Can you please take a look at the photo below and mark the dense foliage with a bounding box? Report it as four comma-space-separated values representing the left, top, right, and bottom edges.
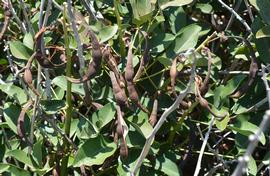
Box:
0, 0, 270, 175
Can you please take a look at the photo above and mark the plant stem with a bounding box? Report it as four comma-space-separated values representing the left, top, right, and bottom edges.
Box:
60, 4, 73, 175
114, 0, 125, 58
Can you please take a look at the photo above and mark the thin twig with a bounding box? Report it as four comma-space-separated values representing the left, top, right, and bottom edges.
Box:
194, 115, 215, 176
8, 0, 26, 34
225, 0, 243, 31
130, 49, 197, 176
80, 0, 98, 21
243, 0, 254, 22
67, 0, 85, 75
218, 0, 252, 33
18, 0, 35, 36
232, 110, 270, 176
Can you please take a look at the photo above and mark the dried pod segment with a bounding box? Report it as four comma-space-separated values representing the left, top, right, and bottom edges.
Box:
200, 48, 212, 96
170, 57, 178, 94
125, 42, 149, 113
67, 29, 102, 83
149, 99, 158, 126
24, 68, 32, 85
103, 48, 125, 87
116, 105, 128, 158
133, 31, 150, 81
110, 71, 128, 108
17, 100, 33, 144
0, 2, 12, 40
195, 79, 226, 120
230, 38, 258, 98
34, 28, 65, 68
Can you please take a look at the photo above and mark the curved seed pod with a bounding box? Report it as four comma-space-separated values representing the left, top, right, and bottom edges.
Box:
133, 31, 150, 81
24, 68, 33, 85
196, 81, 226, 120
200, 48, 212, 96
103, 49, 125, 87
17, 100, 33, 143
170, 57, 177, 93
116, 105, 128, 158
149, 99, 158, 126
125, 42, 149, 113
230, 38, 258, 98
110, 71, 128, 107
67, 29, 102, 83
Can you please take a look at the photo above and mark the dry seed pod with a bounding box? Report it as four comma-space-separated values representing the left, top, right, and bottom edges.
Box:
110, 71, 128, 107
149, 99, 158, 126
170, 58, 177, 93
119, 138, 128, 158
17, 100, 32, 143
200, 48, 212, 96
24, 68, 33, 85
67, 29, 102, 83
125, 43, 149, 113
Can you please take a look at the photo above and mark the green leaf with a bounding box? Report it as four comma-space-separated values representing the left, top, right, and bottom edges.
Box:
73, 135, 116, 167
40, 100, 66, 114
0, 163, 31, 176
98, 25, 118, 43
229, 115, 266, 145
215, 113, 230, 131
6, 150, 34, 168
52, 76, 85, 95
0, 83, 27, 105
160, 0, 194, 10
256, 25, 270, 38
247, 156, 257, 176
196, 3, 213, 14
251, 17, 270, 63
155, 151, 180, 176
166, 24, 202, 58
23, 33, 34, 50
3, 103, 28, 134
9, 41, 32, 60
150, 32, 175, 54
90, 102, 115, 131
129, 0, 155, 25
127, 111, 153, 138
249, 0, 270, 24
164, 7, 186, 34
32, 140, 43, 167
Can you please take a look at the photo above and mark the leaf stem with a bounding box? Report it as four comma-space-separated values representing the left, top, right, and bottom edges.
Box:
60, 4, 73, 175
114, 0, 125, 58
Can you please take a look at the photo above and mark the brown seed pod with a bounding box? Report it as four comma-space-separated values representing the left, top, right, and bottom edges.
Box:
125, 42, 149, 113
110, 71, 128, 107
23, 68, 33, 85
119, 138, 128, 158
149, 99, 158, 126
200, 48, 212, 96
17, 100, 33, 144
170, 57, 178, 93
67, 29, 102, 83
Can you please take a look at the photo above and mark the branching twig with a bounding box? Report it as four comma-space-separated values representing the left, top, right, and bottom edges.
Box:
218, 0, 251, 33
225, 0, 242, 31
243, 0, 254, 22
130, 49, 197, 176
194, 115, 215, 176
232, 110, 270, 176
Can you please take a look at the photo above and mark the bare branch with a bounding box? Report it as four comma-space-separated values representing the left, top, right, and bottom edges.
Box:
130, 49, 197, 176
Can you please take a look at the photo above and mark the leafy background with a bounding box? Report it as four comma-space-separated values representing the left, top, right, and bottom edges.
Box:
0, 0, 270, 175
